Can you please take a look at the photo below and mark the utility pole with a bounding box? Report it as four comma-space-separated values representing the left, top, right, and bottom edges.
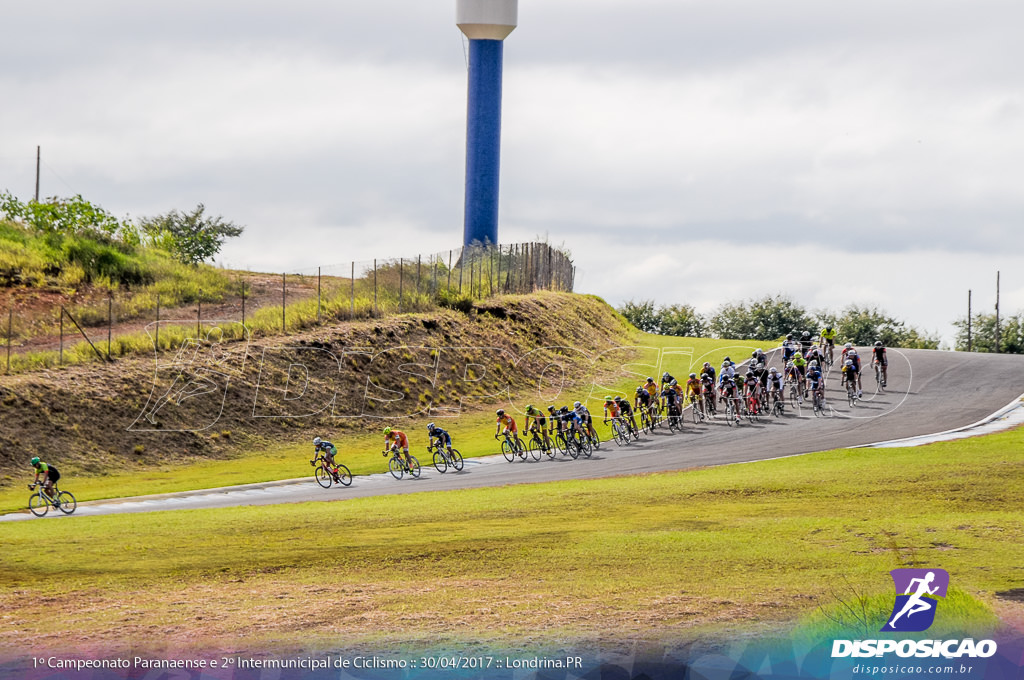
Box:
967, 290, 972, 352
995, 271, 1001, 353
35, 146, 40, 202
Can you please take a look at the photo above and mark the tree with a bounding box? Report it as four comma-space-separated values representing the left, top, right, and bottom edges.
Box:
953, 312, 1024, 353
140, 204, 244, 265
618, 299, 660, 333
658, 303, 706, 337
709, 295, 815, 341
832, 305, 939, 349
0, 190, 131, 241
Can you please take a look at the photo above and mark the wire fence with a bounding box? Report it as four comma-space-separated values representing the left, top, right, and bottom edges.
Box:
2, 241, 575, 373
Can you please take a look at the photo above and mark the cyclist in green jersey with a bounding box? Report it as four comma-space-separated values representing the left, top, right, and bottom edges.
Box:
29, 457, 61, 500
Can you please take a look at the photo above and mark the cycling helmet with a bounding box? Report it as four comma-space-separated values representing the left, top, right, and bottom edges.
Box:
496, 409, 505, 416
844, 342, 853, 349
875, 341, 883, 347
703, 361, 711, 367
670, 379, 678, 386
614, 396, 624, 402
383, 426, 392, 436
809, 360, 819, 367
769, 367, 778, 374
849, 349, 858, 356
646, 377, 655, 383
427, 422, 435, 432
786, 334, 794, 340
786, 361, 794, 368
700, 373, 708, 379
573, 401, 582, 408
844, 359, 853, 366
31, 456, 40, 466
635, 386, 644, 394
795, 351, 803, 358
689, 373, 697, 379
751, 351, 758, 358
826, 326, 833, 332
604, 396, 613, 403
547, 405, 556, 412
755, 362, 764, 370
560, 406, 569, 413
312, 436, 321, 446
724, 356, 731, 362
662, 372, 670, 379
721, 360, 730, 367
802, 331, 811, 338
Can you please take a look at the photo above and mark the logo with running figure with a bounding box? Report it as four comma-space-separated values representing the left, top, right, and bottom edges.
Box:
881, 568, 950, 632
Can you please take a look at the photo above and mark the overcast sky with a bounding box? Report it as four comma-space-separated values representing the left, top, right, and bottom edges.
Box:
2, 0, 1022, 346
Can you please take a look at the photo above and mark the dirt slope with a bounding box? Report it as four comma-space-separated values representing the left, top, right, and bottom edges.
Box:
0, 292, 631, 483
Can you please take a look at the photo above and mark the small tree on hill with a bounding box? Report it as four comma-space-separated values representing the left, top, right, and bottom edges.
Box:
140, 204, 244, 265
709, 295, 815, 341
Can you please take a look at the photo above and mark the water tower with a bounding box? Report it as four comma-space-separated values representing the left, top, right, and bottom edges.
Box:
457, 0, 517, 247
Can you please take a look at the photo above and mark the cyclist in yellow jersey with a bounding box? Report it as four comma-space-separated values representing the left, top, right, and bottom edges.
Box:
523, 404, 551, 451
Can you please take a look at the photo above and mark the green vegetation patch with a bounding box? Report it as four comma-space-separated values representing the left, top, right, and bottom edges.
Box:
1, 426, 1020, 654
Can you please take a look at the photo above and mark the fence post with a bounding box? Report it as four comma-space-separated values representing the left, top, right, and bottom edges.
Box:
351, 261, 355, 319
197, 291, 202, 339
416, 255, 422, 296
59, 308, 64, 365
448, 250, 453, 292
469, 255, 475, 299
496, 245, 503, 294
488, 247, 494, 297
282, 272, 287, 334
317, 266, 322, 324
156, 294, 160, 353
399, 257, 404, 313
432, 254, 438, 295
6, 308, 11, 374
373, 259, 378, 317
240, 280, 245, 329
107, 294, 113, 359
458, 249, 464, 294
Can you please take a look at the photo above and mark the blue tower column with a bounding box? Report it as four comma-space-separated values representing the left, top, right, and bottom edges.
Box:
457, 0, 517, 248
464, 39, 504, 246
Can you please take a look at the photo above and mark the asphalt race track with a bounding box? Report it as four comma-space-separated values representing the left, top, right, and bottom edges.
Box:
4, 349, 1023, 521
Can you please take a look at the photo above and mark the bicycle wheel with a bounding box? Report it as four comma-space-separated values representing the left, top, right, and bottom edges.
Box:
56, 490, 76, 514
501, 439, 516, 462
407, 456, 421, 478
527, 437, 542, 461
388, 456, 404, 480
335, 465, 353, 486
448, 448, 464, 471
432, 450, 448, 473
876, 365, 885, 392
724, 401, 735, 427
315, 466, 333, 488
616, 420, 631, 446
610, 422, 624, 446
28, 492, 49, 517
579, 435, 593, 458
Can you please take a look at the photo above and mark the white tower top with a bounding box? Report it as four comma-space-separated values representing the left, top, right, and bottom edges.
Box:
457, 0, 518, 40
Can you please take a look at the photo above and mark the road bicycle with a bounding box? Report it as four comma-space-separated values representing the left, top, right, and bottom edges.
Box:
688, 395, 706, 424
310, 453, 352, 488
744, 393, 761, 423
497, 431, 528, 462
28, 482, 76, 517
811, 386, 828, 417
383, 446, 421, 480
722, 394, 741, 426
638, 405, 653, 434
787, 378, 802, 412
874, 362, 886, 391
665, 403, 682, 432
606, 417, 632, 446
553, 428, 581, 460
427, 440, 464, 473
702, 387, 717, 417
846, 378, 859, 407
569, 428, 593, 458
770, 389, 785, 417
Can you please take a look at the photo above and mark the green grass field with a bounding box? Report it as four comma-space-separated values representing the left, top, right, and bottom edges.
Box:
0, 332, 757, 513
2, 424, 1020, 655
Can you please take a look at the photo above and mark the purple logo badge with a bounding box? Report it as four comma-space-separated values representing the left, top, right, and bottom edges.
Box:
881, 568, 950, 632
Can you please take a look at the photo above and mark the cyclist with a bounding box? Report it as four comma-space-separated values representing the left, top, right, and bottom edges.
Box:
719, 374, 741, 422
614, 396, 639, 436
573, 401, 598, 442
842, 359, 861, 398
559, 405, 586, 440
660, 381, 681, 424
701, 361, 716, 385
783, 360, 802, 404
524, 404, 551, 451
312, 436, 344, 482
383, 427, 414, 468
644, 377, 660, 403
495, 409, 524, 451
847, 348, 863, 396
766, 367, 785, 413
634, 386, 653, 424
660, 371, 676, 390
751, 348, 768, 367
799, 330, 814, 356
29, 457, 60, 501
427, 422, 454, 452
685, 372, 704, 415
807, 361, 825, 408
804, 343, 823, 369
782, 334, 797, 366
700, 372, 717, 414
841, 342, 855, 365
792, 351, 808, 395
742, 370, 761, 414
820, 325, 838, 363
603, 395, 621, 423
872, 341, 888, 387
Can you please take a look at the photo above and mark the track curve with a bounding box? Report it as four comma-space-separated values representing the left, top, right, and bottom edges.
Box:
3, 348, 1023, 521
